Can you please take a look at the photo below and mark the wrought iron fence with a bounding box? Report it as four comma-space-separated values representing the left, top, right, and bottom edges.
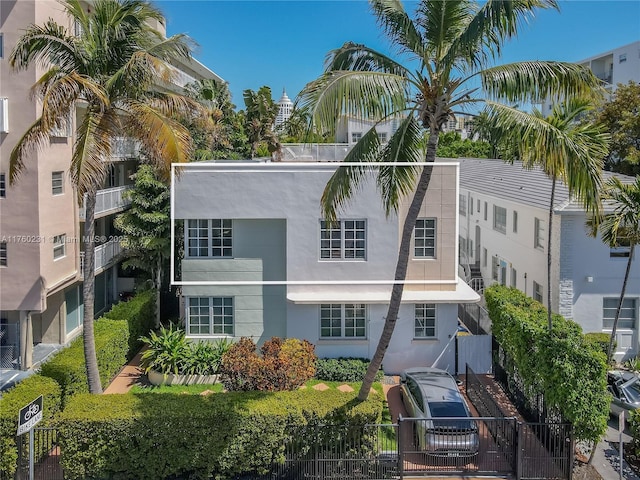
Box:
11, 427, 63, 480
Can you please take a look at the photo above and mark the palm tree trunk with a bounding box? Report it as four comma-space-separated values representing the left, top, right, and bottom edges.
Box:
607, 244, 635, 362
546, 177, 556, 332
155, 257, 162, 328
357, 130, 438, 401
82, 191, 103, 394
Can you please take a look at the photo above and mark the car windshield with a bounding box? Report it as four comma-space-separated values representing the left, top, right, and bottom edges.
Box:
623, 379, 640, 403
429, 401, 468, 417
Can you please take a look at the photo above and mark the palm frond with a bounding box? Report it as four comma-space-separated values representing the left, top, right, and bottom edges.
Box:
321, 127, 382, 221
9, 20, 78, 72
298, 70, 409, 136
325, 42, 411, 77
9, 119, 51, 184
370, 0, 426, 58
481, 61, 604, 104
598, 176, 640, 246
417, 0, 477, 62
376, 115, 424, 215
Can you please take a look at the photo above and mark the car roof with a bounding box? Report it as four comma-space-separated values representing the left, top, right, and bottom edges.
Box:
404, 368, 463, 404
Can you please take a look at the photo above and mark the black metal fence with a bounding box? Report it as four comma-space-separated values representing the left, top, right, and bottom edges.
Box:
7, 428, 63, 480
458, 303, 492, 335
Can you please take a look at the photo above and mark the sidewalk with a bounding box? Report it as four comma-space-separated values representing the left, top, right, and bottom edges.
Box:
103, 347, 146, 394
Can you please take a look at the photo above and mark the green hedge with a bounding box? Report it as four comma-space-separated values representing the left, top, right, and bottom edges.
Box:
0, 375, 62, 477
40, 319, 129, 403
485, 285, 609, 444
315, 358, 384, 383
58, 390, 383, 480
104, 289, 155, 358
584, 332, 614, 358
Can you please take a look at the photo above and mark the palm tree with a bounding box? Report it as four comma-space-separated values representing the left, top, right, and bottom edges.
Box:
486, 98, 609, 330
590, 176, 640, 362
297, 0, 602, 400
10, 0, 200, 393
243, 86, 281, 159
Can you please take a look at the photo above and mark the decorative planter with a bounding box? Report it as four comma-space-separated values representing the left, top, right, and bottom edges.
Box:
147, 369, 220, 386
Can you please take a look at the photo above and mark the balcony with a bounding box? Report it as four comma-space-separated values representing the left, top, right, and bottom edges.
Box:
79, 186, 133, 220
80, 239, 122, 274
281, 143, 353, 162
166, 65, 197, 90
111, 137, 142, 160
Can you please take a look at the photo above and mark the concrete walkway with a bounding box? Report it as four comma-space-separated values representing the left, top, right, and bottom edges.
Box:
103, 347, 146, 394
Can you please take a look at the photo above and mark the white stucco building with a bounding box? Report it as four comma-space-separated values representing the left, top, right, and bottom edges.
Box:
458, 158, 640, 360
275, 89, 293, 128
172, 160, 480, 374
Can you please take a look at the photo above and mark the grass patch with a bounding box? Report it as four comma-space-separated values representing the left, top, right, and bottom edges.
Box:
129, 383, 224, 395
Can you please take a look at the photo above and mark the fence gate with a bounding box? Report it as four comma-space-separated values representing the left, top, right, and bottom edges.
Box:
14, 427, 63, 480
517, 422, 574, 480
457, 334, 492, 375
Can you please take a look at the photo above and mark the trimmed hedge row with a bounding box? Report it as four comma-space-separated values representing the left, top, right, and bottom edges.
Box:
485, 285, 609, 444
0, 375, 62, 476
584, 332, 614, 358
58, 390, 383, 480
104, 289, 155, 359
315, 358, 384, 383
40, 319, 129, 403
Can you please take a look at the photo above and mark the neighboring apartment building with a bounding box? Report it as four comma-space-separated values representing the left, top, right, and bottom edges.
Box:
541, 40, 640, 117
172, 160, 480, 374
458, 158, 640, 360
0, 0, 221, 372
275, 89, 293, 128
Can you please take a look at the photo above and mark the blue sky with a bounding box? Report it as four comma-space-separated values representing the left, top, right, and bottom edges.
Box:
158, 1, 640, 108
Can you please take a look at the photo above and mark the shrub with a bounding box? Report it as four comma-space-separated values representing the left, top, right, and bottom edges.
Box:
40, 318, 129, 403
140, 325, 232, 375
584, 332, 614, 358
105, 289, 155, 358
220, 337, 317, 391
0, 375, 61, 477
485, 285, 609, 445
315, 358, 384, 383
58, 389, 383, 480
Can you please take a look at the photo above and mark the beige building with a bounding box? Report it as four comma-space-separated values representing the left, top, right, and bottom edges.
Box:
0, 0, 221, 372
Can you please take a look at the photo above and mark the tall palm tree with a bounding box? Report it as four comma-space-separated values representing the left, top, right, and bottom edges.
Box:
590, 176, 640, 362
486, 98, 609, 330
243, 86, 281, 159
297, 0, 602, 400
10, 0, 200, 393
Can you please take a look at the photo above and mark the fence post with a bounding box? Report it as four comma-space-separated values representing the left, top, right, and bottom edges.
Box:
516, 421, 523, 480
314, 423, 320, 480
398, 415, 404, 480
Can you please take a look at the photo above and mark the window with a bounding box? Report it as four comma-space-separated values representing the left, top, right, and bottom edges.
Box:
469, 197, 473, 215
603, 298, 637, 329
351, 132, 362, 143
533, 281, 543, 303
50, 115, 72, 137
477, 199, 480, 213
513, 211, 518, 233
187, 297, 233, 335
320, 220, 366, 260
493, 205, 507, 233
619, 53, 627, 63
459, 194, 466, 215
377, 132, 388, 143
0, 173, 5, 198
414, 218, 436, 258
415, 304, 436, 338
320, 304, 366, 338
491, 255, 499, 281
534, 218, 545, 250
484, 202, 487, 221
0, 98, 8, 133
52, 171, 64, 195
610, 238, 631, 258
511, 268, 517, 288
0, 33, 3, 58
53, 234, 66, 259
186, 219, 232, 258
482, 248, 487, 267
460, 237, 467, 257
0, 242, 6, 267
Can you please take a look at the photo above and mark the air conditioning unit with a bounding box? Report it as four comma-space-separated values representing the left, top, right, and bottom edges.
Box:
0, 98, 8, 133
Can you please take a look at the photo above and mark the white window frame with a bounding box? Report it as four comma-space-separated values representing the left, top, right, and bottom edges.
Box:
0, 242, 6, 267
484, 202, 488, 221
513, 211, 518, 233
493, 205, 507, 233
414, 304, 436, 338
52, 171, 64, 195
459, 194, 466, 215
377, 132, 388, 143
534, 218, 545, 250
414, 218, 436, 258
491, 255, 499, 281
351, 132, 362, 143
482, 248, 487, 267
320, 220, 366, 260
0, 98, 8, 133
533, 281, 543, 303
185, 219, 232, 258
53, 234, 66, 260
319, 304, 367, 338
186, 297, 234, 336
511, 268, 517, 288
603, 297, 637, 330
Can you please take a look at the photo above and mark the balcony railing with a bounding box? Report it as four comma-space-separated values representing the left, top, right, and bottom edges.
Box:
281, 143, 352, 162
79, 186, 133, 220
167, 65, 197, 89
111, 137, 141, 159
80, 239, 122, 274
